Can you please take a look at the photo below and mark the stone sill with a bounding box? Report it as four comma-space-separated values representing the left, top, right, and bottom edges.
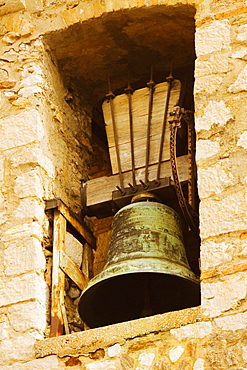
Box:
35, 306, 205, 358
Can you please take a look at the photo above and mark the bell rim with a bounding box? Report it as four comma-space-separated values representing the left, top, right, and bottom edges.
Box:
81, 257, 199, 297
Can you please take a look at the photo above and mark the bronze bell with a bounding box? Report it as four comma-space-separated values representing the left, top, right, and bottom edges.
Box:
78, 198, 200, 328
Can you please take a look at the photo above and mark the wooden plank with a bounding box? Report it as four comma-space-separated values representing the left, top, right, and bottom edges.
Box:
57, 201, 96, 250
103, 80, 181, 174
45, 198, 60, 211
60, 302, 70, 335
108, 133, 171, 173
50, 210, 66, 337
82, 243, 94, 330
45, 199, 96, 250
86, 155, 188, 207
60, 250, 88, 291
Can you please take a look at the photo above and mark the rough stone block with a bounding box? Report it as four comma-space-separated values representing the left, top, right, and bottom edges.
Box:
242, 346, 247, 363
0, 189, 6, 225
170, 321, 212, 340
0, 153, 3, 182
12, 198, 45, 225
14, 170, 44, 199
4, 236, 45, 276
214, 311, 247, 331
195, 100, 232, 132
195, 53, 229, 77
1, 221, 43, 243
197, 162, 235, 199
201, 271, 247, 317
196, 139, 220, 162
0, 0, 25, 16
237, 131, 247, 149
0, 321, 8, 340
237, 24, 247, 42
0, 110, 44, 151
20, 73, 44, 88
8, 301, 46, 333
0, 333, 36, 366
0, 272, 48, 307
228, 65, 247, 93
85, 360, 117, 370
195, 20, 230, 56
169, 346, 184, 363
7, 355, 59, 370
193, 358, 205, 370
138, 352, 155, 367
19, 85, 43, 98
231, 49, 247, 60
8, 145, 55, 178
24, 0, 43, 12
193, 75, 223, 95
200, 240, 233, 271
199, 190, 247, 238
107, 344, 121, 358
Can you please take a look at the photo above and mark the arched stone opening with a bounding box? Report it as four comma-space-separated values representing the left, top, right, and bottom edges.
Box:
43, 3, 199, 331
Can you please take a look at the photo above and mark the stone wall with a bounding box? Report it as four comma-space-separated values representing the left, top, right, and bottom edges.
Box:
0, 0, 247, 368
0, 2, 92, 364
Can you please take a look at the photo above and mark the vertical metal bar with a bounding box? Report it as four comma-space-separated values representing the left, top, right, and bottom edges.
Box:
145, 68, 155, 184
156, 73, 174, 181
125, 82, 136, 189
106, 85, 125, 192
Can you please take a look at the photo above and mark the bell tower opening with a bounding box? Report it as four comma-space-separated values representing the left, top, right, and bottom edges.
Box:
44, 4, 199, 331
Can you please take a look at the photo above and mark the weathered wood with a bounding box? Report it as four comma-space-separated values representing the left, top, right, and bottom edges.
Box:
45, 199, 96, 250
108, 133, 170, 173
103, 80, 181, 174
86, 155, 188, 207
60, 250, 88, 291
60, 302, 70, 335
82, 243, 94, 330
58, 201, 96, 250
82, 243, 94, 281
50, 210, 66, 337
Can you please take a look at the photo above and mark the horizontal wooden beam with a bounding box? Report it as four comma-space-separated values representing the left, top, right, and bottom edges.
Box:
59, 250, 88, 291
83, 155, 189, 218
45, 199, 96, 250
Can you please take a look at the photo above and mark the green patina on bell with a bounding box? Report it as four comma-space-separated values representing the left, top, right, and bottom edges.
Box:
78, 198, 200, 328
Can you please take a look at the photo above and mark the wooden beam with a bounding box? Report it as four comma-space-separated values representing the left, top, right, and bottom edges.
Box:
45, 199, 96, 250
60, 250, 88, 291
50, 210, 66, 337
85, 155, 189, 208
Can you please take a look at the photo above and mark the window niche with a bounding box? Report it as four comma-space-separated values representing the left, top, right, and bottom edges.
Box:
44, 4, 199, 334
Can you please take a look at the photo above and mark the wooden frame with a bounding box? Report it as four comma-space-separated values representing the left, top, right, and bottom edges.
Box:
45, 199, 96, 337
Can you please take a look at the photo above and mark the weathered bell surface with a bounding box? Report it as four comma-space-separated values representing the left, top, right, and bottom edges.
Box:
78, 200, 200, 328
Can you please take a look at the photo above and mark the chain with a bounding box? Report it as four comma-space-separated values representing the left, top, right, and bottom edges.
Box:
169, 107, 199, 238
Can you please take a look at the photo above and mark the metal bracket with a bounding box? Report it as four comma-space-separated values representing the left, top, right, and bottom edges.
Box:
112, 177, 183, 211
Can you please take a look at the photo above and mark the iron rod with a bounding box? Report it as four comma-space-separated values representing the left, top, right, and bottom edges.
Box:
156, 72, 174, 181
106, 82, 124, 192
145, 68, 155, 184
125, 83, 136, 189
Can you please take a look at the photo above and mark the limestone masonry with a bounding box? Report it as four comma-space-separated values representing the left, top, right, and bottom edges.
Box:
1, 0, 247, 369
